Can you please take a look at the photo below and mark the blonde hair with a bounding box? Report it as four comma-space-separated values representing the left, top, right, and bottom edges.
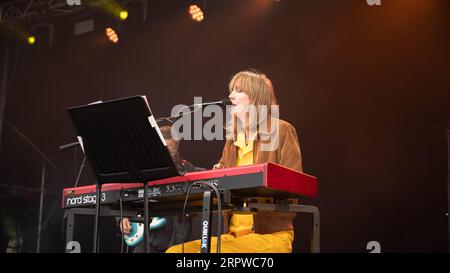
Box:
228, 70, 277, 107
227, 70, 279, 141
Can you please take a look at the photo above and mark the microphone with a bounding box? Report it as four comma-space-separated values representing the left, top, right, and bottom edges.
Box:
221, 98, 232, 106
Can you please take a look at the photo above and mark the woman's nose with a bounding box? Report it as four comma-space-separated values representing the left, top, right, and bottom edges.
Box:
228, 92, 234, 99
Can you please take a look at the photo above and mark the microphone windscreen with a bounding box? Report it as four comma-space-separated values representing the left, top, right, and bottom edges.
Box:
221, 98, 232, 106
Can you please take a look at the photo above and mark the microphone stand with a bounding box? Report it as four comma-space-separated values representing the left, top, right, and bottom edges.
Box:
58, 141, 80, 151
59, 141, 88, 251
58, 141, 85, 188
155, 99, 231, 124
155, 108, 200, 124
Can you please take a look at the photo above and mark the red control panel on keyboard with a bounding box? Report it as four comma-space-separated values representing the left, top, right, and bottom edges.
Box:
62, 163, 318, 209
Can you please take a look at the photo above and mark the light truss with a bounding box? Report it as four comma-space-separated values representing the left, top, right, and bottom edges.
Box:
0, 0, 87, 25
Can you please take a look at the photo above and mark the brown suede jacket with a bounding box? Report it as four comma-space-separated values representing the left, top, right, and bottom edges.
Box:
216, 119, 302, 234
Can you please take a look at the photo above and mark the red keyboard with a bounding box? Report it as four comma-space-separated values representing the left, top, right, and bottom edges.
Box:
62, 163, 318, 209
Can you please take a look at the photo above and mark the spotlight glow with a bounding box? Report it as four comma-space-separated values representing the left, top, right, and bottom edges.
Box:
119, 10, 128, 21
106, 27, 119, 43
189, 5, 204, 22
27, 36, 35, 45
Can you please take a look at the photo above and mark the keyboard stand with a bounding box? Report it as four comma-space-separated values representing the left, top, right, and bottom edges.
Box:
248, 200, 320, 253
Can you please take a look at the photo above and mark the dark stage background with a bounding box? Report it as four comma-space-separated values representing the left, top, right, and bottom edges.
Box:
0, 0, 449, 252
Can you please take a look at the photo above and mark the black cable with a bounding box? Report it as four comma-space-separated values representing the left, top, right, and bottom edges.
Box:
181, 182, 198, 253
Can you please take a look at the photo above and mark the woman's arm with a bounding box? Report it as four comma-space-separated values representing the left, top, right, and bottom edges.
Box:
279, 124, 303, 172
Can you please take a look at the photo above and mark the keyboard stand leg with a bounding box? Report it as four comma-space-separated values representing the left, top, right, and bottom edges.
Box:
200, 190, 213, 253
289, 205, 320, 253
64, 207, 139, 253
65, 209, 75, 253
247, 202, 320, 253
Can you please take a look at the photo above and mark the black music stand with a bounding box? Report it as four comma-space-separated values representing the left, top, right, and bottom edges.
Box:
67, 95, 181, 253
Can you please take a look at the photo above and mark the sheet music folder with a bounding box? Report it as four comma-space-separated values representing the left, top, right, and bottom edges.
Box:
67, 95, 181, 184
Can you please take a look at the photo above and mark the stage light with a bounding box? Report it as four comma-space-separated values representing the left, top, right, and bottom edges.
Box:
0, 23, 43, 45
106, 27, 119, 43
189, 4, 204, 22
27, 36, 36, 45
120, 0, 148, 25
119, 10, 128, 21
29, 23, 54, 46
86, 0, 128, 21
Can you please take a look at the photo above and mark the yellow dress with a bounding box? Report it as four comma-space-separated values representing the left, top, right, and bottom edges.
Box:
166, 132, 294, 253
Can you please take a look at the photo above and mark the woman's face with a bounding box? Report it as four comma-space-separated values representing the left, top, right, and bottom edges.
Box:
229, 86, 250, 118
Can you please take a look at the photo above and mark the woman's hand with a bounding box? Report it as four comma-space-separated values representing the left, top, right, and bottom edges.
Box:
119, 218, 132, 235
